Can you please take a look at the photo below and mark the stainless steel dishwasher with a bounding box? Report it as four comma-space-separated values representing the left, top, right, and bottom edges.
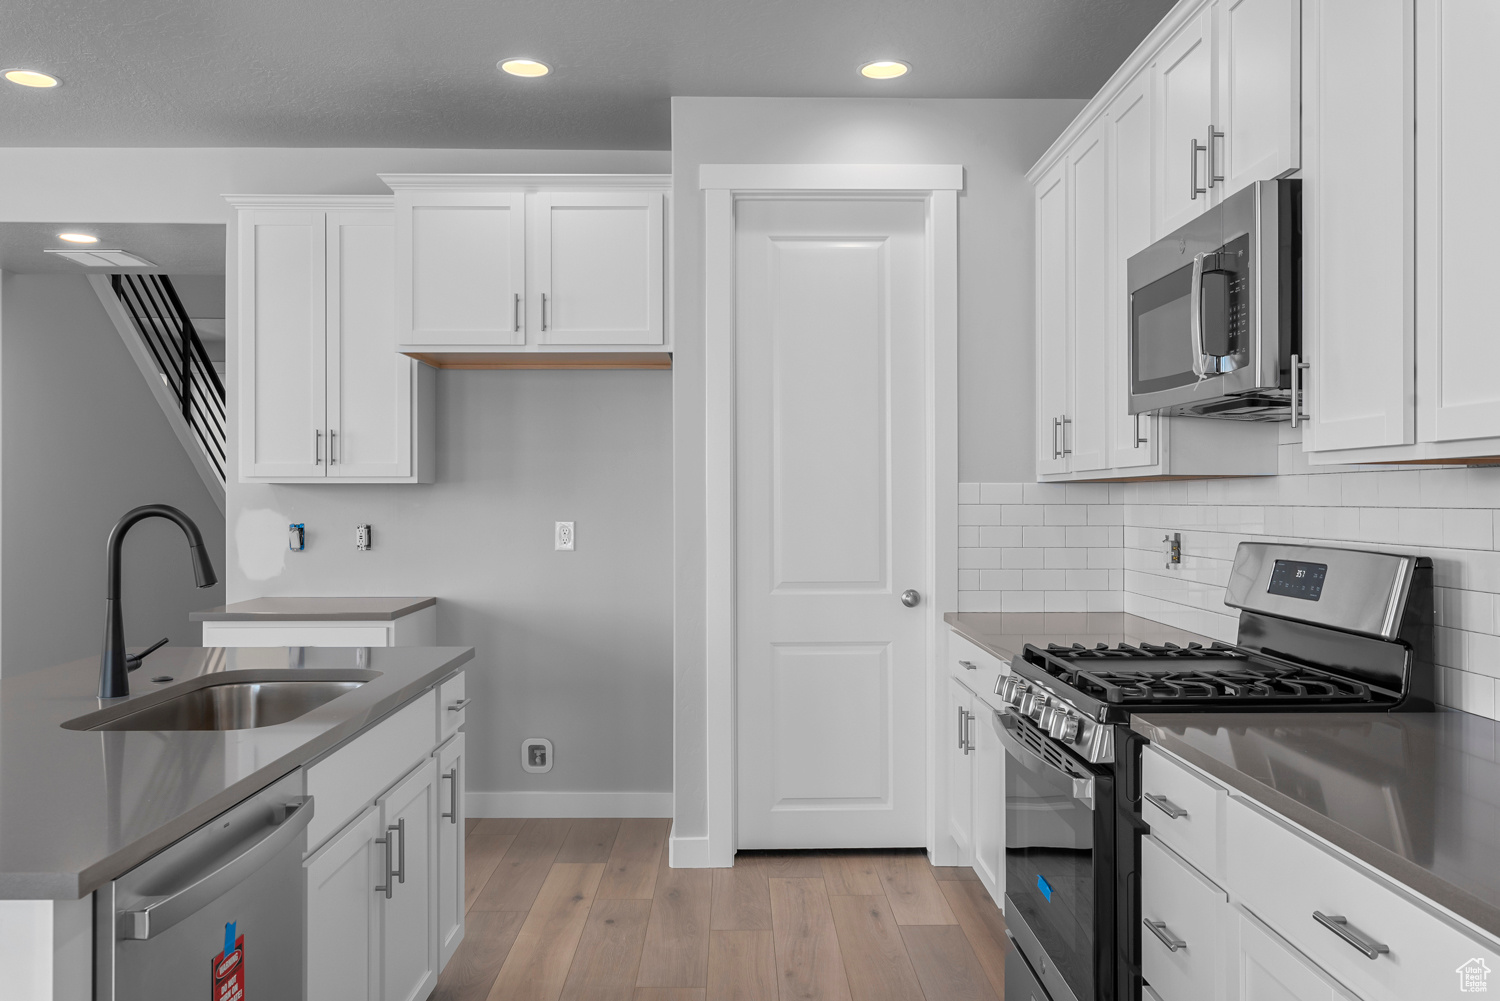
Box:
96, 770, 312, 1000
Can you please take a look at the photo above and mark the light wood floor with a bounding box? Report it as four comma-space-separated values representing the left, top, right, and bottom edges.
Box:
435, 818, 1009, 1001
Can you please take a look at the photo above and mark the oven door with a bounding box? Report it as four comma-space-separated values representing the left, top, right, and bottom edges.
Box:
998, 708, 1115, 1001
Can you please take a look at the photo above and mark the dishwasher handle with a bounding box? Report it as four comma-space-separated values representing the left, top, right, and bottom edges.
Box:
123, 796, 314, 941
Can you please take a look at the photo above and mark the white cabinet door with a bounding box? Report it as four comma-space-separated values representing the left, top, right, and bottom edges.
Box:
435, 732, 466, 969
306, 804, 382, 1001
970, 706, 1005, 897
1215, 0, 1300, 196
530, 191, 664, 345
1234, 905, 1359, 1001
396, 190, 526, 348
379, 759, 439, 1001
1036, 160, 1071, 476
238, 208, 327, 479
1301, 0, 1415, 452
947, 680, 974, 859
1141, 836, 1226, 1001
1154, 6, 1217, 234
1418, 0, 1500, 443
326, 209, 414, 479
1067, 115, 1113, 474
1106, 73, 1161, 471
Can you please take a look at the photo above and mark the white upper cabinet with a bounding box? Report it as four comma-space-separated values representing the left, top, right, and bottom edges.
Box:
1067, 115, 1113, 474
232, 197, 433, 484
1154, 6, 1217, 234
1035, 161, 1071, 477
1300, 0, 1415, 454
531, 191, 665, 345
382, 175, 670, 359
1216, 0, 1301, 195
1417, 0, 1500, 444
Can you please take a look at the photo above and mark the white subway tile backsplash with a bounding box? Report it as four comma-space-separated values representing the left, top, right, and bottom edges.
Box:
979, 569, 1025, 591
1066, 526, 1111, 547
980, 482, 1023, 505
1001, 505, 1047, 526
958, 526, 980, 548
1022, 526, 1067, 548
1023, 569, 1067, 591
1044, 547, 1089, 569
978, 525, 1024, 548
1044, 590, 1089, 612
1044, 505, 1091, 526
958, 482, 981, 505
1001, 547, 1044, 569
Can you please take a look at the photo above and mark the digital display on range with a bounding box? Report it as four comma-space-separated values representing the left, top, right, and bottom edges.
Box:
1268, 559, 1328, 601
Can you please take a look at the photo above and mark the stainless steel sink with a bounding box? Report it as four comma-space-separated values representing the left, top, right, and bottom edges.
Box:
67, 679, 368, 731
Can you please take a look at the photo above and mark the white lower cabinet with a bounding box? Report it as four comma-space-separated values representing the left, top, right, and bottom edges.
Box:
947, 678, 975, 860
380, 758, 439, 1001
1140, 835, 1226, 1001
970, 703, 1005, 898
436, 732, 467, 967
306, 804, 383, 1001
1234, 905, 1358, 1001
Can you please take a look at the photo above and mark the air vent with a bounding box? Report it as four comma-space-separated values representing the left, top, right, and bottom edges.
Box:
43, 248, 158, 268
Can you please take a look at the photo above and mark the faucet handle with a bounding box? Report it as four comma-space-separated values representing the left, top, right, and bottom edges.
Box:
126, 637, 169, 670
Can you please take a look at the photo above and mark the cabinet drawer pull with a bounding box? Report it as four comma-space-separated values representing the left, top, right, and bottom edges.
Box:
1313, 911, 1389, 960
963, 710, 975, 754
1144, 918, 1187, 953
513, 292, 521, 332
447, 698, 471, 712
958, 660, 977, 671
1144, 793, 1188, 819
375, 825, 395, 898
958, 705, 967, 751
442, 766, 459, 823
541, 292, 549, 332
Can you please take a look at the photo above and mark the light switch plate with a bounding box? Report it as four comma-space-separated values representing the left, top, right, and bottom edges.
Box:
521, 737, 553, 773
555, 522, 575, 551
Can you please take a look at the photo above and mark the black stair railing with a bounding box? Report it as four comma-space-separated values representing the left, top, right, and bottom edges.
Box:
111, 274, 227, 485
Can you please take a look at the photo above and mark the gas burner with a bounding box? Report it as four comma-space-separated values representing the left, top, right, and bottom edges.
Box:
1043, 641, 1247, 660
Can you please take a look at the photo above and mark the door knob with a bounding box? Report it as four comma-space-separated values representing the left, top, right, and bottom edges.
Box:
901, 589, 921, 608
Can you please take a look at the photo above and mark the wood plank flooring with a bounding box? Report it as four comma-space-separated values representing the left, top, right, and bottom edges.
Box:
434, 820, 1007, 1001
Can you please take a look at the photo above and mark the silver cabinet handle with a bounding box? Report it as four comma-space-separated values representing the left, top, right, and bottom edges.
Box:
1189, 135, 1207, 200
375, 825, 395, 898
442, 766, 459, 823
1060, 416, 1072, 456
1051, 417, 1061, 460
1313, 912, 1389, 960
958, 705, 968, 751
1290, 354, 1311, 428
1206, 124, 1225, 188
393, 817, 406, 883
958, 660, 977, 671
1144, 918, 1187, 953
125, 797, 314, 940
447, 698, 472, 712
1134, 412, 1148, 448
314, 429, 322, 465
329, 429, 337, 464
513, 292, 521, 332
1144, 793, 1189, 819
963, 710, 974, 754
541, 292, 549, 331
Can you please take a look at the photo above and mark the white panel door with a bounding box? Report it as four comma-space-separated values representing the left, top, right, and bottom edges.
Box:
396, 190, 525, 347
531, 190, 664, 345
735, 197, 929, 849
970, 707, 1005, 896
305, 804, 382, 1001
238, 208, 326, 479
1154, 6, 1217, 235
1035, 161, 1070, 476
435, 732, 466, 968
947, 680, 973, 859
326, 209, 414, 478
1107, 73, 1162, 470
1234, 906, 1359, 1001
1216, 0, 1301, 196
380, 759, 438, 1001
1418, 1, 1500, 442
1068, 115, 1112, 474
1301, 0, 1414, 452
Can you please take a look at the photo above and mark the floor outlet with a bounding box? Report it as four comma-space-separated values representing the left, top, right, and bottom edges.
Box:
555, 522, 575, 551
522, 737, 553, 773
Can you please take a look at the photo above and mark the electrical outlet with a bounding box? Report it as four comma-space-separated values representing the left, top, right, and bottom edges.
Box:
521, 737, 553, 773
555, 521, 575, 551
1163, 531, 1183, 568
355, 524, 372, 551
288, 524, 305, 552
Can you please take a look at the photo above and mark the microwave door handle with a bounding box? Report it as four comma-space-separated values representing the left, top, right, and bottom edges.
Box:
1189, 251, 1208, 381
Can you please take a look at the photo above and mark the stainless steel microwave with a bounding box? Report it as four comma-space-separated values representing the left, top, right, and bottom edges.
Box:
1127, 178, 1300, 419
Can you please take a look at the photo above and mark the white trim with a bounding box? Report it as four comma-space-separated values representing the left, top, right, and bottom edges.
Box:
465, 790, 672, 819
222, 194, 393, 209
698, 163, 960, 868
698, 163, 964, 192
379, 173, 671, 191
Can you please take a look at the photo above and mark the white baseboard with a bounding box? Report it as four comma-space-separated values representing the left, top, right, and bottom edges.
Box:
667, 824, 735, 868
466, 790, 672, 819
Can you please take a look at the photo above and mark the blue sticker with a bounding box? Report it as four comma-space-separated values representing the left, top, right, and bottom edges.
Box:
224, 921, 236, 957
1036, 875, 1053, 901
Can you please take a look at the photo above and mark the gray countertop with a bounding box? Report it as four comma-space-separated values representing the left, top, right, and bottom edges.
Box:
191, 596, 437, 621
1133, 711, 1500, 939
0, 643, 471, 900
944, 611, 1214, 664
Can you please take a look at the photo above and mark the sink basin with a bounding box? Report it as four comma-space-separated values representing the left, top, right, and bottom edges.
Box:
75, 680, 367, 731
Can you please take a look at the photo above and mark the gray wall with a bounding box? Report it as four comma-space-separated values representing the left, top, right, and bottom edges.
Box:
668, 96, 1082, 837
1, 272, 226, 675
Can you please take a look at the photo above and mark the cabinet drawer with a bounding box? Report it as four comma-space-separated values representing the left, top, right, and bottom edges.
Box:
1141, 835, 1226, 1001
438, 671, 467, 741
949, 631, 1008, 707
1226, 794, 1500, 1001
1142, 745, 1225, 880
307, 689, 437, 851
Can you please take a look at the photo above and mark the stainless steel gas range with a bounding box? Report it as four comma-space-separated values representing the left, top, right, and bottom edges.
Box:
995, 542, 1435, 1001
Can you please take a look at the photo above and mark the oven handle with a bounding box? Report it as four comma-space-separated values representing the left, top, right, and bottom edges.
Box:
1189, 251, 1209, 382
993, 710, 1095, 811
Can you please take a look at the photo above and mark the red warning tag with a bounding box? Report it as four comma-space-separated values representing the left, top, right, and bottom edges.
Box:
211, 933, 245, 1001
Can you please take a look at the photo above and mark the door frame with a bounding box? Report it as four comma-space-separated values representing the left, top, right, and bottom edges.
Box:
691, 163, 962, 867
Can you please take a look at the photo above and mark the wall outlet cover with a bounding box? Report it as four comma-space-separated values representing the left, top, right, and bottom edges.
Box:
521, 737, 553, 773
356, 524, 372, 551
555, 522, 575, 551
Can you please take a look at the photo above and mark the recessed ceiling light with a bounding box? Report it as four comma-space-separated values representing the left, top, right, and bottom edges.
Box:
57, 232, 99, 244
4, 68, 61, 88
498, 58, 551, 78
859, 60, 910, 80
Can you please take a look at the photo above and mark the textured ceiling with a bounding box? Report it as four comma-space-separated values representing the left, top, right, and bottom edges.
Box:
2, 0, 1174, 149
0, 222, 224, 274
